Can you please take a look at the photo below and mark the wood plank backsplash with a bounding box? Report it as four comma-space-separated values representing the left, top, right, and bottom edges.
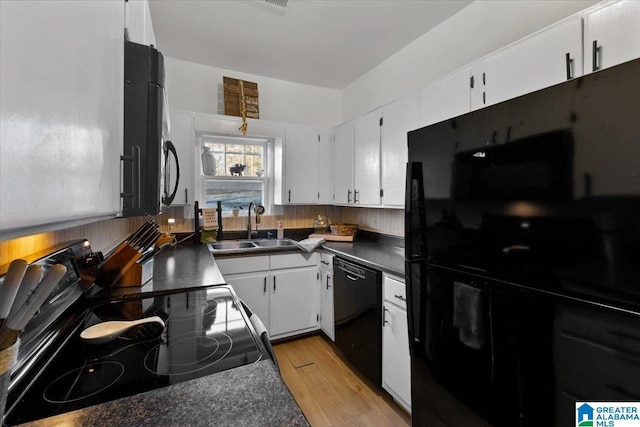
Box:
0, 205, 403, 266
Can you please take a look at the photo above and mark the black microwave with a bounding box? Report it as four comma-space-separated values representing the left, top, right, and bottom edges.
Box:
122, 41, 179, 217
453, 129, 573, 201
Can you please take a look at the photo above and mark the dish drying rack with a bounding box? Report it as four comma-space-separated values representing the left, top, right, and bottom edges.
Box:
193, 200, 223, 245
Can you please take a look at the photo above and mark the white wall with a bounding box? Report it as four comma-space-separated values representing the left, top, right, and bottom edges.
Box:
342, 0, 600, 121
165, 57, 342, 128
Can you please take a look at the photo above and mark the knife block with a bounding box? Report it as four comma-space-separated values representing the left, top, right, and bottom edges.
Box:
97, 244, 152, 288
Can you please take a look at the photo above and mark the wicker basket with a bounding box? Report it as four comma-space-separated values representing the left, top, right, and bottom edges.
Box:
330, 223, 358, 236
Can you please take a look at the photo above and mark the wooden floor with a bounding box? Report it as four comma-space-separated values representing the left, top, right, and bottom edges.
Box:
273, 335, 411, 427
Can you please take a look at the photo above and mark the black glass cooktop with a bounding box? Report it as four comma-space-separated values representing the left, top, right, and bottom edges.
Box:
5, 286, 264, 425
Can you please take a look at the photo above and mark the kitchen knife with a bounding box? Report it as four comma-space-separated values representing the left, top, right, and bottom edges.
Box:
0, 259, 28, 323
6, 264, 44, 326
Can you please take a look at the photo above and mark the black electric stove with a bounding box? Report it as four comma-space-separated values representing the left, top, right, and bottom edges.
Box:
3, 242, 267, 426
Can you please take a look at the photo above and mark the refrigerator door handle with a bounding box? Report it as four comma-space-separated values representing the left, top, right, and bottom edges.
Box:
405, 260, 427, 357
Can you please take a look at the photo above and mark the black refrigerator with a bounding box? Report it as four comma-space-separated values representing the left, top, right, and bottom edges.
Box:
405, 57, 640, 426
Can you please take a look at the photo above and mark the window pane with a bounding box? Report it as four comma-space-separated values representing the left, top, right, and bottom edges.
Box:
205, 180, 263, 210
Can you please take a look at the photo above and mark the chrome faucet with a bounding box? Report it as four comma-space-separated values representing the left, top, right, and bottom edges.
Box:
247, 202, 261, 239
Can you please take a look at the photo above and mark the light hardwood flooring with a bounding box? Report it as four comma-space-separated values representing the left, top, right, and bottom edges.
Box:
273, 335, 411, 427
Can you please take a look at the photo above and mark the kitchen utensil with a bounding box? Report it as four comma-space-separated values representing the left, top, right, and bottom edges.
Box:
5, 265, 43, 327
0, 264, 66, 349
79, 316, 165, 344
0, 259, 28, 329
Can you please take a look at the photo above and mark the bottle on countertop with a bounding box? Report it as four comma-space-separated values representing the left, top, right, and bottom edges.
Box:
277, 221, 284, 239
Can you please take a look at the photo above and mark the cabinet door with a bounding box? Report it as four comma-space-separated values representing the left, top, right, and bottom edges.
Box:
284, 124, 319, 204
354, 108, 381, 205
169, 110, 194, 205
317, 128, 334, 204
382, 302, 411, 412
585, 0, 640, 73
125, 0, 156, 47
270, 267, 320, 338
320, 270, 335, 341
333, 121, 355, 204
381, 95, 417, 207
224, 272, 270, 333
418, 67, 472, 128
482, 17, 583, 108
0, 1, 123, 239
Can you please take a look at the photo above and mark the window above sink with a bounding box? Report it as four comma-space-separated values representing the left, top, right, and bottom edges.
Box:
200, 134, 270, 214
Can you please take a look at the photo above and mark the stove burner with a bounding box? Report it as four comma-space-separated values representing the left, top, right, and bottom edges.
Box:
144, 331, 232, 376
43, 362, 125, 404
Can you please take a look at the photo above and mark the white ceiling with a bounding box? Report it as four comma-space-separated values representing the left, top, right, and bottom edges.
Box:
148, 0, 473, 89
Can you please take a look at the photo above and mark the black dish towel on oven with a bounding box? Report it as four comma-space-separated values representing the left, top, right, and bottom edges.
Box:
453, 281, 484, 350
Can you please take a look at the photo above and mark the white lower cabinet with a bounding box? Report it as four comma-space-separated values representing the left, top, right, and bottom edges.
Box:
319, 252, 335, 341
223, 271, 270, 332
270, 266, 320, 337
382, 275, 411, 413
215, 253, 320, 340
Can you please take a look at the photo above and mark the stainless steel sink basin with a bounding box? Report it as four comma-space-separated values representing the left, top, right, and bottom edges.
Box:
209, 241, 257, 250
253, 239, 297, 247
207, 238, 300, 254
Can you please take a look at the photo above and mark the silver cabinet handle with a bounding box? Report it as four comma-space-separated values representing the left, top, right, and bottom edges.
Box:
346, 274, 358, 281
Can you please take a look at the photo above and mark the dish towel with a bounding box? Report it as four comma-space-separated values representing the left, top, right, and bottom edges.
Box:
452, 281, 484, 350
295, 237, 326, 253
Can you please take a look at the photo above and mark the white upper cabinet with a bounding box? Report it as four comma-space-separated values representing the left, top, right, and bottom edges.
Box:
168, 110, 195, 205
479, 16, 583, 108
418, 67, 472, 128
318, 128, 334, 204
125, 0, 156, 47
0, 0, 124, 240
584, 0, 640, 74
333, 122, 355, 205
381, 95, 417, 207
354, 108, 382, 205
283, 124, 320, 204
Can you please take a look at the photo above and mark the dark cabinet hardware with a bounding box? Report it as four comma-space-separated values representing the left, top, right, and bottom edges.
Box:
273, 276, 276, 292
347, 189, 352, 203
354, 190, 359, 203
326, 275, 331, 289
263, 277, 267, 294
592, 40, 600, 72
184, 188, 188, 204
288, 189, 291, 203
565, 52, 573, 80
394, 294, 407, 302
470, 75, 475, 88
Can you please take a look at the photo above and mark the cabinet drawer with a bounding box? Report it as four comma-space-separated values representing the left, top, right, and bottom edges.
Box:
320, 252, 334, 271
215, 255, 270, 275
384, 276, 406, 309
270, 252, 318, 270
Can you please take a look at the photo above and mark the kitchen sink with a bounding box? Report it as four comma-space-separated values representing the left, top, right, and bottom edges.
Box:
209, 241, 257, 250
253, 239, 297, 247
207, 238, 300, 254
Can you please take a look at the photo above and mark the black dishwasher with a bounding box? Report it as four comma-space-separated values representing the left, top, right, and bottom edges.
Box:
333, 257, 382, 385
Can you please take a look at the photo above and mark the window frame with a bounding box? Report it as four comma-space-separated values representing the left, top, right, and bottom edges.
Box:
199, 134, 271, 215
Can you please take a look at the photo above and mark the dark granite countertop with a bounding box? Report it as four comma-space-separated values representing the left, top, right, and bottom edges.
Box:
86, 243, 225, 303
320, 232, 405, 278
21, 360, 308, 427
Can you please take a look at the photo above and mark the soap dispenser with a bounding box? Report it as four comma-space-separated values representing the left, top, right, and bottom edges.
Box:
277, 221, 284, 239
